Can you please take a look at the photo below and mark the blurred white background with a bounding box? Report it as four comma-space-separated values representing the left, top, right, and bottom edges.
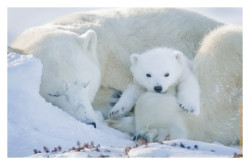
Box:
8, 8, 242, 44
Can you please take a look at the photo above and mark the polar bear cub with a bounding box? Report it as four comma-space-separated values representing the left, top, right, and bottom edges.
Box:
109, 47, 200, 118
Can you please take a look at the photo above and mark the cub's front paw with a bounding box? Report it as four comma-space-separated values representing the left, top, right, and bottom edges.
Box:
109, 106, 127, 118
178, 102, 199, 115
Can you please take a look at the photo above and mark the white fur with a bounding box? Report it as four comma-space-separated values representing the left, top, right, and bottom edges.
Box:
10, 8, 217, 126
130, 48, 183, 93
9, 8, 242, 143
131, 25, 242, 145
109, 82, 145, 118
109, 47, 200, 118
177, 73, 201, 115
108, 47, 199, 141
10, 29, 101, 125
135, 92, 187, 142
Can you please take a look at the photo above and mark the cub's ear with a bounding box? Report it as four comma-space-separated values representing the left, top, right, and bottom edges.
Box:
80, 30, 97, 53
174, 51, 185, 64
130, 53, 140, 65
174, 51, 184, 61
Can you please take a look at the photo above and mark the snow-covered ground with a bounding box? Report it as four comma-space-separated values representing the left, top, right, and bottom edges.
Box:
7, 8, 243, 158
8, 53, 241, 158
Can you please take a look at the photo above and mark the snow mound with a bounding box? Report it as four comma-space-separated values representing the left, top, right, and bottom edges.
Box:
7, 53, 132, 157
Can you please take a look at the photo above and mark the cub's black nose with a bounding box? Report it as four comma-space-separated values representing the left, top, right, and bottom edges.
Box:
154, 86, 162, 93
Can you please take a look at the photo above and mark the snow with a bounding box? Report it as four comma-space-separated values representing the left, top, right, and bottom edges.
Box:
6, 8, 243, 158
29, 139, 240, 158
128, 140, 240, 158
7, 53, 240, 158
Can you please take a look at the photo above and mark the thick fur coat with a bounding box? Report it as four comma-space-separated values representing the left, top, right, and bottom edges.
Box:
9, 8, 242, 145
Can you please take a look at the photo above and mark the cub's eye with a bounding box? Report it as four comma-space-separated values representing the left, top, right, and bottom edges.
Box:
164, 73, 169, 77
146, 74, 151, 77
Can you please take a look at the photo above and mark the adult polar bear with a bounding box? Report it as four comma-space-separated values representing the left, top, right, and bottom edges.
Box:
9, 8, 242, 144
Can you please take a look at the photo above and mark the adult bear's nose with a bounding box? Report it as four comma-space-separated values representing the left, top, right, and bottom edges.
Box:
154, 86, 162, 93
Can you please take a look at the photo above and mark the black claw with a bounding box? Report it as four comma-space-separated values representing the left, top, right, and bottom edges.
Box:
179, 104, 195, 114
180, 143, 185, 148
88, 122, 96, 128
194, 145, 198, 149
133, 136, 136, 141
110, 111, 117, 118
124, 114, 131, 117
144, 135, 150, 143
112, 91, 122, 98
137, 134, 141, 141
133, 134, 141, 141
109, 102, 116, 107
